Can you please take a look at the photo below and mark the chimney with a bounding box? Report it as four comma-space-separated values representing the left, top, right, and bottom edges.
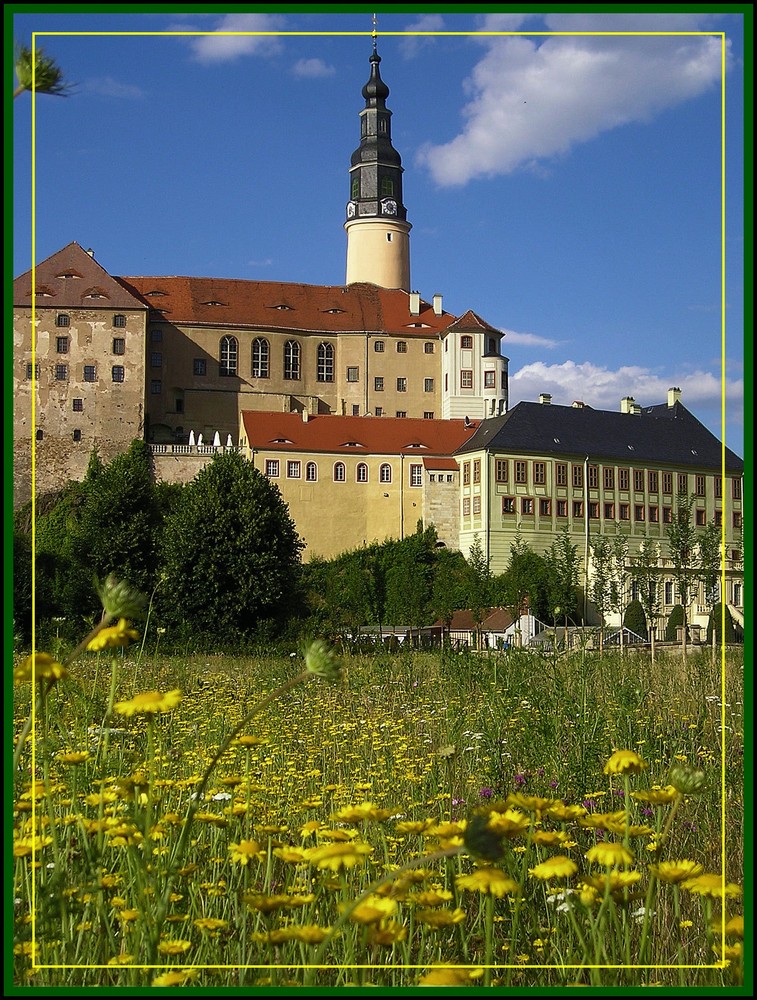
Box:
667, 386, 682, 408
302, 410, 309, 423
432, 293, 443, 316
572, 400, 585, 409
620, 396, 635, 414
539, 393, 552, 405
85, 248, 95, 257
631, 403, 642, 415
409, 291, 421, 316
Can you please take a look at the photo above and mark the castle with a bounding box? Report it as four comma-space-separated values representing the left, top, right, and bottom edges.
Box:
13, 41, 743, 632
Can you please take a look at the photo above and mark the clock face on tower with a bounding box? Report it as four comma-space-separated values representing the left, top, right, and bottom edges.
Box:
381, 199, 397, 216
346, 201, 356, 219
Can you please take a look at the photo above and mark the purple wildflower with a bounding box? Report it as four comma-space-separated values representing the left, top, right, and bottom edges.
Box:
479, 787, 494, 800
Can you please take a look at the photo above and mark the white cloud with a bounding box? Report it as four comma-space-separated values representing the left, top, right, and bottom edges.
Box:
399, 15, 445, 58
417, 19, 726, 186
186, 14, 284, 63
292, 58, 335, 79
248, 258, 274, 268
510, 360, 741, 412
500, 326, 560, 349
84, 77, 145, 99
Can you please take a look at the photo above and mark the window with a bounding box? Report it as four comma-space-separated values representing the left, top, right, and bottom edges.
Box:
714, 510, 722, 526
618, 468, 629, 491
34, 429, 42, 441
733, 582, 742, 605
424, 342, 435, 354
589, 502, 600, 519
56, 314, 70, 327
604, 468, 615, 490
380, 464, 392, 484
396, 377, 407, 392
356, 463, 368, 483
287, 461, 301, 479
374, 341, 385, 353
424, 411, 434, 420
352, 405, 360, 416
265, 459, 280, 478
556, 463, 567, 487
662, 506, 672, 524
461, 335, 473, 349
193, 359, 207, 376
634, 505, 645, 521
515, 461, 527, 484
284, 340, 301, 380
463, 463, 470, 485
252, 338, 270, 378
334, 462, 346, 482
495, 459, 508, 483
306, 462, 317, 482
56, 336, 69, 354
73, 429, 82, 442
463, 498, 471, 516
557, 500, 568, 517
502, 497, 515, 514
26, 363, 39, 380
113, 338, 125, 355
634, 470, 644, 492
733, 512, 742, 529
347, 366, 359, 382
113, 314, 126, 328
693, 508, 706, 526
373, 376, 385, 393
72, 398, 83, 412
521, 498, 534, 515
604, 502, 614, 520
588, 465, 599, 489
375, 407, 383, 416
150, 379, 162, 394
540, 498, 552, 516
572, 465, 583, 488
662, 472, 673, 494
396, 341, 407, 354
176, 398, 184, 414
460, 370, 473, 389
619, 503, 630, 520
665, 582, 674, 605
484, 370, 496, 388
573, 501, 583, 518
219, 335, 238, 376
150, 327, 163, 342
533, 462, 546, 485
410, 464, 423, 487
473, 460, 481, 484
472, 496, 481, 514
84, 365, 97, 382
732, 478, 742, 500
352, 176, 359, 198
649, 505, 659, 523
424, 378, 434, 392
54, 363, 68, 381
150, 352, 162, 368
678, 474, 688, 495
395, 411, 407, 418
111, 365, 125, 383
714, 476, 722, 498
648, 471, 659, 493
317, 342, 334, 382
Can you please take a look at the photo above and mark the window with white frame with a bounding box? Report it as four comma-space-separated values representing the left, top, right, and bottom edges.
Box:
317, 342, 335, 382
252, 338, 270, 378
334, 462, 346, 482
219, 335, 238, 376
287, 460, 301, 479
284, 340, 301, 380
410, 464, 423, 487
356, 462, 368, 483
380, 463, 392, 483
306, 462, 317, 482
265, 459, 280, 477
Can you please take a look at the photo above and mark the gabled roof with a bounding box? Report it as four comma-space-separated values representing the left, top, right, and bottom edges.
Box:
456, 400, 743, 471
14, 242, 147, 311
115, 276, 459, 337
241, 412, 477, 457
446, 310, 502, 336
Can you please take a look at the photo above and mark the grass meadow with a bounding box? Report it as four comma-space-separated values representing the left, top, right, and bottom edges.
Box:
12, 639, 745, 990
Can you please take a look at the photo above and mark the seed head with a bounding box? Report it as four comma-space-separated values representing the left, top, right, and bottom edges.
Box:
96, 574, 148, 619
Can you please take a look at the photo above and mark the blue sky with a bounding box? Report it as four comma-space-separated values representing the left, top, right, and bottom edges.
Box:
12, 9, 745, 456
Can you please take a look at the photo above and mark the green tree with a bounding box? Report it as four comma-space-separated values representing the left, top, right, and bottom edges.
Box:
158, 452, 303, 641
14, 42, 71, 98
13, 531, 33, 645
498, 533, 548, 646
631, 538, 662, 662
610, 533, 629, 655
430, 548, 471, 639
589, 535, 614, 653
706, 603, 736, 645
665, 604, 686, 642
384, 526, 436, 636
465, 534, 491, 648
665, 493, 699, 660
543, 525, 581, 629
623, 599, 648, 641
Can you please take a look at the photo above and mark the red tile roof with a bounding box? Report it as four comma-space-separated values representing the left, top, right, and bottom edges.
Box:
242, 412, 477, 456
116, 276, 459, 337
447, 310, 502, 335
14, 242, 147, 311
422, 457, 460, 471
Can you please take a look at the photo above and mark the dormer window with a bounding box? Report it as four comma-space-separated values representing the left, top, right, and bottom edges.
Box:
323, 308, 345, 314
145, 290, 167, 297
56, 271, 81, 279
270, 303, 293, 311
202, 300, 226, 307
341, 441, 365, 448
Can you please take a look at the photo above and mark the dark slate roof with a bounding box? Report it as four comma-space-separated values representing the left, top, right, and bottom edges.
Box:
455, 400, 743, 472
14, 242, 147, 311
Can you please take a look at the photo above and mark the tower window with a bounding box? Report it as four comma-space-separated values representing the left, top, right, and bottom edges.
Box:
381, 178, 394, 197
386, 233, 393, 242
351, 177, 359, 199
461, 335, 473, 349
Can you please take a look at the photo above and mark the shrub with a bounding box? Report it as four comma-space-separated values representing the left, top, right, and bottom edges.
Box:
664, 604, 685, 641
623, 599, 648, 641
706, 602, 736, 644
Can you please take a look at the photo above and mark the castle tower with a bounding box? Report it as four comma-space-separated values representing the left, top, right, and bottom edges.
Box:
344, 40, 411, 290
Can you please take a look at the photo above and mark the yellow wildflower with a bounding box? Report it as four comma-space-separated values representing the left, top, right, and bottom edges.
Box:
456, 868, 520, 897
649, 860, 704, 884
415, 907, 466, 927
334, 801, 394, 823
528, 855, 578, 880
632, 786, 678, 805
368, 920, 407, 946
87, 618, 139, 652
228, 840, 263, 865
345, 895, 397, 925
305, 842, 373, 871
114, 689, 181, 716
604, 749, 647, 775
193, 917, 228, 932
57, 750, 90, 765
506, 792, 560, 814
586, 842, 634, 867
487, 808, 531, 838
419, 966, 482, 985
14, 652, 67, 685
290, 925, 331, 945
157, 939, 191, 955
681, 873, 742, 898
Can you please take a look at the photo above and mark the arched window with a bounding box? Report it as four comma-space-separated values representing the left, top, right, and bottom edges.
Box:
219, 335, 238, 376
380, 464, 392, 484
356, 462, 369, 483
306, 461, 318, 482
252, 338, 269, 378
317, 342, 334, 383
334, 462, 346, 482
284, 340, 301, 380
